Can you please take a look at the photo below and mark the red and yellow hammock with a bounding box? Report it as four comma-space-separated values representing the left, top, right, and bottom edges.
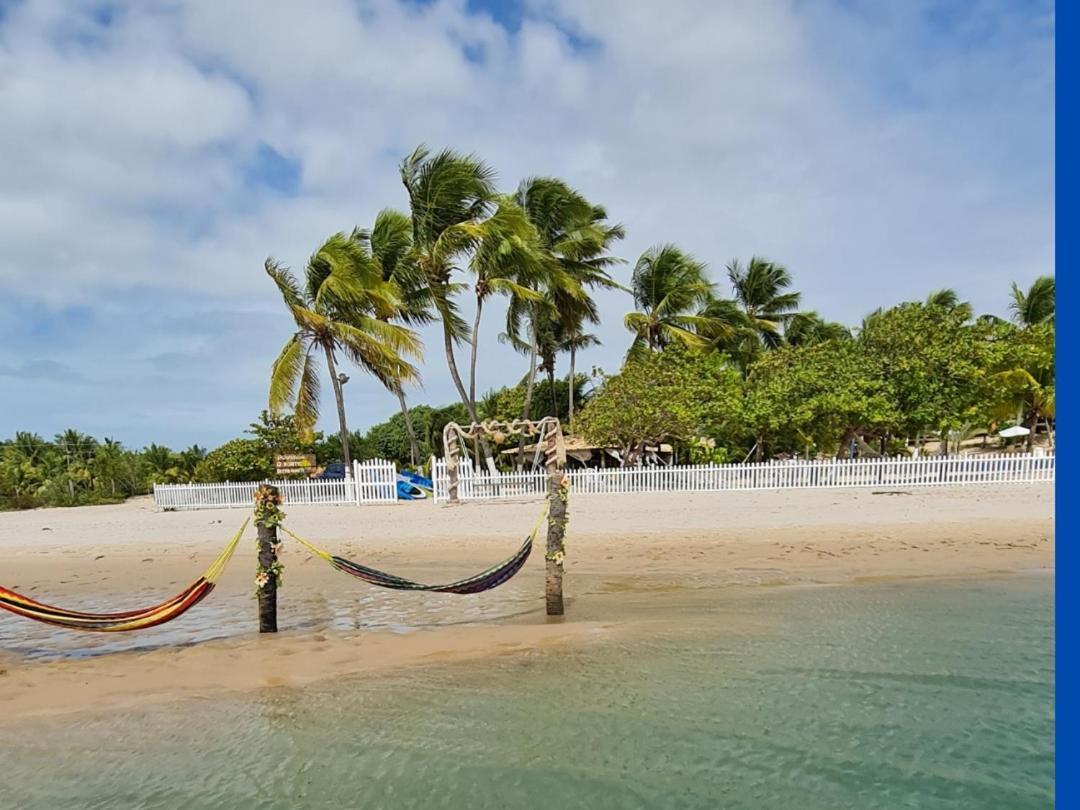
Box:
0, 519, 248, 632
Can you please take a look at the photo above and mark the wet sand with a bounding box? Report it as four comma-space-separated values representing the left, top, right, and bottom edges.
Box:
0, 484, 1053, 720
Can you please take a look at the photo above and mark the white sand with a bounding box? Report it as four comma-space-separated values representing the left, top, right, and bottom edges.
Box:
0, 484, 1054, 720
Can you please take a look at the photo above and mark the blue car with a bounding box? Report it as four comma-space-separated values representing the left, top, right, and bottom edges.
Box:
314, 462, 347, 480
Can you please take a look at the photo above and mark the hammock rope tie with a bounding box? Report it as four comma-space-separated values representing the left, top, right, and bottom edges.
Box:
0, 518, 249, 632
280, 504, 548, 595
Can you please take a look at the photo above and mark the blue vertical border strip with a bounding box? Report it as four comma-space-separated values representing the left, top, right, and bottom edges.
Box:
1058, 3, 1072, 806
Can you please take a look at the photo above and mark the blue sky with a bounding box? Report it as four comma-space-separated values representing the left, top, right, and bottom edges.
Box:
0, 0, 1055, 449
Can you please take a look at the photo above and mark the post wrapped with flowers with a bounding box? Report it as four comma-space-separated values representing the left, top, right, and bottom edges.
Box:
253, 484, 284, 633
545, 468, 569, 616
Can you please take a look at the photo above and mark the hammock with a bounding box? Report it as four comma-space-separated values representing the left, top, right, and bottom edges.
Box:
280, 506, 545, 595
0, 519, 248, 632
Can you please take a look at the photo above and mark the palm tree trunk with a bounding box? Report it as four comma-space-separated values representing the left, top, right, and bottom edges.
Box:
442, 319, 474, 416
394, 385, 421, 468
441, 316, 497, 474
568, 345, 576, 433
468, 294, 484, 407
516, 319, 540, 467
548, 363, 558, 418
322, 344, 352, 470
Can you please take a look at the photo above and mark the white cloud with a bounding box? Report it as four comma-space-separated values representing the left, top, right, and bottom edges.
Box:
0, 0, 1054, 447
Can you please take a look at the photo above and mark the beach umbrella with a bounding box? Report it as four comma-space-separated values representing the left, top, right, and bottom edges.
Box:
998, 425, 1031, 438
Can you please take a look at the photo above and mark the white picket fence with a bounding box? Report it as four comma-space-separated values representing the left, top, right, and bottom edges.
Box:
153, 459, 398, 510
432, 452, 1054, 503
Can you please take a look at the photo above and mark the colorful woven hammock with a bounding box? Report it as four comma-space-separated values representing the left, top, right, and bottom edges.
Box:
280, 506, 545, 594
0, 519, 248, 632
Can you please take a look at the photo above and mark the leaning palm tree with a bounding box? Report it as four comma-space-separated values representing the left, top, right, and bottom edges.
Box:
624, 244, 714, 355
266, 232, 422, 469
357, 208, 432, 467
399, 145, 497, 424
464, 195, 549, 409
726, 256, 801, 349
1010, 276, 1055, 327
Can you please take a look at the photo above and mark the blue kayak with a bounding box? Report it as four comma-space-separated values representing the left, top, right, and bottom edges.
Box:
396, 475, 429, 500
399, 469, 435, 491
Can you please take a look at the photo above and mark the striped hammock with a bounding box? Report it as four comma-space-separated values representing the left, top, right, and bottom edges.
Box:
0, 519, 248, 632
280, 506, 545, 594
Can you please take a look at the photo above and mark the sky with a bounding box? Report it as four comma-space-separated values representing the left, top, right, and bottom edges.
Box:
0, 0, 1055, 449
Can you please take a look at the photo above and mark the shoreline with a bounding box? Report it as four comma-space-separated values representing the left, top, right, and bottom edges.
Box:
0, 484, 1054, 721
0, 569, 1052, 723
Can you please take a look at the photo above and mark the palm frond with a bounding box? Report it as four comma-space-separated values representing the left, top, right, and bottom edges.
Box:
370, 208, 413, 282
332, 321, 422, 387
293, 350, 321, 439
1010, 276, 1055, 327
265, 259, 307, 312
268, 333, 306, 414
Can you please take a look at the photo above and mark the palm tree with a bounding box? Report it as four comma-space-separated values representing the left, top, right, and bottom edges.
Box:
399, 145, 497, 424
266, 232, 421, 469
726, 257, 801, 350
562, 327, 600, 431
624, 244, 714, 355
926, 288, 973, 321
996, 275, 1056, 450
1010, 276, 1055, 327
91, 437, 127, 497
54, 429, 96, 500
785, 311, 852, 347
358, 208, 432, 467
991, 362, 1054, 451
464, 195, 548, 409
694, 295, 752, 369
143, 444, 180, 483
177, 445, 206, 481
55, 428, 96, 460
512, 177, 624, 436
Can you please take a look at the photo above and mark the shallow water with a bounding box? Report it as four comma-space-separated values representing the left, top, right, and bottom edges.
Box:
2, 575, 1053, 809
0, 572, 543, 661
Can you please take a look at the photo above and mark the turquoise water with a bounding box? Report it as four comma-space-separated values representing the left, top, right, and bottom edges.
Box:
3, 575, 1052, 809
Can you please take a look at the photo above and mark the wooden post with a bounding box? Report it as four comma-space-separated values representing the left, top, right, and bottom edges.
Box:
444, 424, 460, 504
255, 485, 279, 633
544, 426, 567, 616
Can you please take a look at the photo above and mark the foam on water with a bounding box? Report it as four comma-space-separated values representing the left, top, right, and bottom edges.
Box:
2, 574, 1053, 809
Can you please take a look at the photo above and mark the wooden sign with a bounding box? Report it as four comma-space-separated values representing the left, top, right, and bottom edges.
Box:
275, 454, 316, 476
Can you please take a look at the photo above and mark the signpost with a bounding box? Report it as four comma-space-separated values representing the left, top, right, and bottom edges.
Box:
275, 454, 317, 477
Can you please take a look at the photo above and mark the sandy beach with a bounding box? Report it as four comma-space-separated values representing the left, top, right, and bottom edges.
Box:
0, 484, 1053, 720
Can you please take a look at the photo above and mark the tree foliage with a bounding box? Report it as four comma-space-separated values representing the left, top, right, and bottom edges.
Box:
0, 433, 205, 509
579, 347, 742, 464
858, 302, 997, 439
743, 340, 896, 457
193, 439, 274, 483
